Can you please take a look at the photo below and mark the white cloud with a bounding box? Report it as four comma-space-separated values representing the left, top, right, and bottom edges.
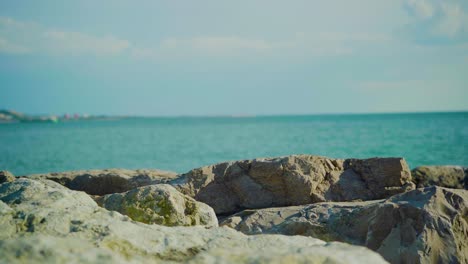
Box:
0, 38, 30, 54
132, 36, 274, 59
0, 16, 392, 60
43, 30, 130, 55
403, 0, 468, 41
432, 3, 466, 37
0, 16, 130, 56
130, 32, 391, 60
161, 36, 272, 53
406, 0, 435, 19
130, 47, 159, 60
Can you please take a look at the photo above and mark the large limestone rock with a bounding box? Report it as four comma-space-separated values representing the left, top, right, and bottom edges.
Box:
25, 168, 178, 195
173, 155, 414, 214
221, 186, 468, 264
0, 235, 129, 264
96, 184, 218, 227
0, 170, 15, 184
0, 178, 387, 264
412, 165, 467, 189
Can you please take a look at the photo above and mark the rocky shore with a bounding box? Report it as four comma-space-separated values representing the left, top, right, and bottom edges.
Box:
0, 109, 123, 123
1, 155, 467, 264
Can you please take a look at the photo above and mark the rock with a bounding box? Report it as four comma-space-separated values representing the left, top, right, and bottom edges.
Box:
190, 239, 386, 264
412, 165, 467, 189
0, 236, 128, 264
25, 168, 178, 195
221, 186, 468, 264
96, 184, 218, 227
0, 178, 387, 264
172, 155, 414, 214
0, 170, 15, 184
0, 201, 15, 238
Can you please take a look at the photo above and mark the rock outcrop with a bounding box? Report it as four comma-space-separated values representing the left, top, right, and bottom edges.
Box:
0, 170, 15, 184
25, 168, 178, 195
412, 165, 467, 189
0, 178, 387, 264
221, 186, 468, 264
96, 184, 218, 227
173, 155, 414, 214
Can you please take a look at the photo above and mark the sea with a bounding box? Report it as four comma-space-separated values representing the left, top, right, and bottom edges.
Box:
1, 112, 467, 176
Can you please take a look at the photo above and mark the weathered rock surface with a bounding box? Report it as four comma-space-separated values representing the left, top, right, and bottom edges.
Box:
221, 186, 468, 264
0, 178, 387, 264
25, 168, 178, 195
0, 170, 15, 184
96, 184, 218, 227
173, 155, 414, 214
412, 165, 467, 189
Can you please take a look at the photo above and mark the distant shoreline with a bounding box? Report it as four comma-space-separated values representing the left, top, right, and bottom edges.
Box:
1, 109, 467, 124
0, 109, 131, 124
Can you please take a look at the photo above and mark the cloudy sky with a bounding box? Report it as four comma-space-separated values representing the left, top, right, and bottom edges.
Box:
0, 0, 467, 116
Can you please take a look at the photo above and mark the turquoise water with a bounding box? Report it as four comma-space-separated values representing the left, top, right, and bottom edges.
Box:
1, 112, 467, 175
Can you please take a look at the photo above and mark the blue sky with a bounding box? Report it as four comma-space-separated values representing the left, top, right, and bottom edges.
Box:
0, 0, 467, 116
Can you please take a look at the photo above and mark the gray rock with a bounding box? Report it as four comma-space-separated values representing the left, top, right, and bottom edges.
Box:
412, 165, 467, 189
221, 186, 468, 264
25, 168, 178, 195
0, 170, 15, 184
97, 184, 218, 227
0, 236, 128, 264
0, 178, 387, 264
173, 155, 414, 214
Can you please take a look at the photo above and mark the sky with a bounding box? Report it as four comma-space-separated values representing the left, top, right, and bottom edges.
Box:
0, 0, 467, 116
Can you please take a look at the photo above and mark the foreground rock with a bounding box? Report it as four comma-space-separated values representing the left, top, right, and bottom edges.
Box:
0, 179, 387, 264
412, 165, 467, 189
96, 184, 217, 227
0, 170, 15, 184
173, 155, 414, 214
222, 186, 468, 264
25, 168, 178, 195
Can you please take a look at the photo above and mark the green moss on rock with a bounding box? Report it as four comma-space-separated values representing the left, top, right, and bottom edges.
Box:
98, 184, 218, 227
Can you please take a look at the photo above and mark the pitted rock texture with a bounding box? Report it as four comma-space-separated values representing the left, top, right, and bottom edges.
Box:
412, 165, 467, 189
173, 155, 414, 214
0, 170, 15, 184
0, 178, 387, 264
96, 184, 218, 227
221, 186, 468, 264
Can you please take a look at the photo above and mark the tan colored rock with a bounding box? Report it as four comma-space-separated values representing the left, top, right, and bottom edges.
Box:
0, 236, 128, 264
25, 168, 178, 195
0, 170, 15, 184
97, 184, 218, 227
0, 178, 387, 264
173, 155, 414, 214
412, 165, 467, 189
221, 186, 468, 264
0, 201, 15, 238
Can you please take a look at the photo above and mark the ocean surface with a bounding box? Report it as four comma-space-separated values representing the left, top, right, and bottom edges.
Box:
1, 112, 467, 176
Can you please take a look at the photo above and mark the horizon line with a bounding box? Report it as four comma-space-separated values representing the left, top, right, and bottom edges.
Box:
138, 110, 468, 118
0, 108, 468, 118
4, 109, 467, 118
